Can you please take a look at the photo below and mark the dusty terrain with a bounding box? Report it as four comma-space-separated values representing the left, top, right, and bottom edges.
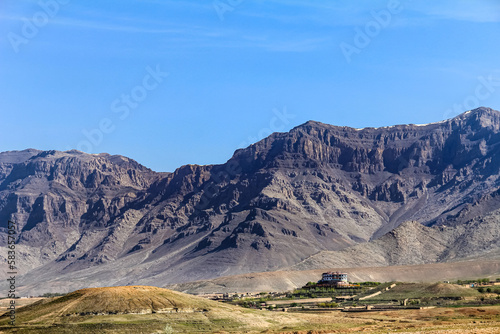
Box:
0, 287, 499, 333
0, 298, 45, 316
168, 258, 500, 294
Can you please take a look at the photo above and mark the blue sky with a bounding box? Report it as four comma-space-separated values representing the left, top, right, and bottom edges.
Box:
1, 0, 500, 172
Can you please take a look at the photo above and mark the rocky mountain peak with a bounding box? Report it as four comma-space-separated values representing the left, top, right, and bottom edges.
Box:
2, 108, 500, 295
456, 107, 500, 131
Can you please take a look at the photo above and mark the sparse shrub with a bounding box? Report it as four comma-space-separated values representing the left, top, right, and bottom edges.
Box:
162, 324, 174, 334
487, 288, 492, 293
290, 302, 298, 307
40, 292, 66, 298
478, 287, 485, 293
360, 281, 381, 286
317, 302, 338, 308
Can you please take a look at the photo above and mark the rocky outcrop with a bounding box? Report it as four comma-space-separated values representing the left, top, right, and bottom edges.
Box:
0, 150, 161, 270
1, 107, 500, 295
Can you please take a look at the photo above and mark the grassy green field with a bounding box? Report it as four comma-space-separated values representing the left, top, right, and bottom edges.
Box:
369, 283, 479, 300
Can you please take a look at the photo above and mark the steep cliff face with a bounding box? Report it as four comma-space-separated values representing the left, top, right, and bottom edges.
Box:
1, 107, 500, 294
0, 150, 161, 269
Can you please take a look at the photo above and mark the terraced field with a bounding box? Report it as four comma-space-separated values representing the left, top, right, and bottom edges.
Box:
0, 285, 499, 333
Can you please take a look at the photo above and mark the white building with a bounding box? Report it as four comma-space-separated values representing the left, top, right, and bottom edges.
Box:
320, 272, 348, 286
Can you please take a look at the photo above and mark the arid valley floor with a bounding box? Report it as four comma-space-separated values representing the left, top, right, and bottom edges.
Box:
1, 281, 500, 333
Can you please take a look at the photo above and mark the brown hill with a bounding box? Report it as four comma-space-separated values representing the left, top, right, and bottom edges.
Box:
11, 286, 216, 318
0, 286, 303, 333
0, 286, 245, 322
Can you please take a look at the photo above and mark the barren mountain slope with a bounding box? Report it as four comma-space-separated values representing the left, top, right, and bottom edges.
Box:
1, 107, 500, 295
289, 209, 500, 271
0, 149, 161, 271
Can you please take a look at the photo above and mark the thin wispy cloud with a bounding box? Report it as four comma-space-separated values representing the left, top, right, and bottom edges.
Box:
267, 0, 500, 23
231, 1, 372, 28
233, 0, 500, 29
259, 37, 331, 52
411, 1, 500, 23
158, 34, 330, 53
0, 14, 24, 21
49, 17, 184, 34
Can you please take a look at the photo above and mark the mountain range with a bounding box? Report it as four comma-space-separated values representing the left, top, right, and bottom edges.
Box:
1, 107, 500, 295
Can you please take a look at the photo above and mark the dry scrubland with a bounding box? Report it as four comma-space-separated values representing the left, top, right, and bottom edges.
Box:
0, 285, 499, 333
